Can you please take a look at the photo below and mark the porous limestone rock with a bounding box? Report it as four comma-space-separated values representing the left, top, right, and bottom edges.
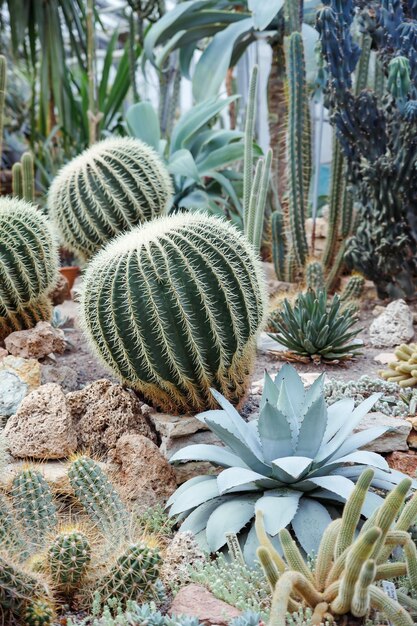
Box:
369, 299, 414, 348
0, 355, 41, 390
4, 321, 66, 359
67, 379, 156, 455
4, 383, 77, 459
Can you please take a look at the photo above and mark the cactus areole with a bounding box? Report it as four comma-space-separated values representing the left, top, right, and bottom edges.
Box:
80, 213, 267, 414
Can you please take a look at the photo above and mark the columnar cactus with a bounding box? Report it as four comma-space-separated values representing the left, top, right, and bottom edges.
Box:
48, 529, 92, 595
96, 543, 161, 608
0, 554, 51, 624
0, 197, 58, 340
48, 137, 174, 261
340, 274, 365, 303
21, 152, 35, 203
68, 456, 129, 538
305, 260, 325, 291
80, 213, 267, 413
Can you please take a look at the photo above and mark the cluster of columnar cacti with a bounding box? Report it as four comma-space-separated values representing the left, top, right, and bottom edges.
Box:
47, 136, 174, 261
80, 212, 267, 414
257, 469, 417, 626
0, 457, 161, 625
379, 343, 417, 388
0, 197, 59, 341
317, 0, 417, 298
12, 152, 35, 202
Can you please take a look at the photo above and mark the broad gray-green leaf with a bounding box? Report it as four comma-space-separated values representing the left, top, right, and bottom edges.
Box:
328, 427, 390, 460
332, 451, 389, 471
167, 475, 214, 507
169, 477, 220, 515
168, 149, 201, 182
126, 102, 160, 151
192, 18, 254, 102
217, 467, 277, 495
206, 497, 256, 551
308, 475, 355, 500
255, 491, 301, 535
272, 456, 312, 480
170, 444, 248, 469
258, 401, 293, 462
295, 394, 327, 458
248, 0, 283, 30
291, 498, 332, 555
197, 143, 245, 174
210, 388, 262, 454
261, 371, 280, 407
181, 496, 230, 535
276, 381, 300, 444
274, 365, 305, 415
178, 189, 210, 210
323, 397, 355, 442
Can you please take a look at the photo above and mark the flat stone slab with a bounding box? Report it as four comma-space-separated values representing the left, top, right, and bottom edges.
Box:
356, 412, 411, 453
149, 412, 208, 439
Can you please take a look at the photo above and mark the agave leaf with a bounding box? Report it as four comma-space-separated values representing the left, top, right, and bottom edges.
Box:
291, 498, 332, 555
271, 456, 313, 480
126, 102, 160, 151
328, 427, 390, 461
308, 475, 356, 500
276, 382, 300, 443
261, 371, 280, 407
258, 401, 294, 462
169, 477, 220, 515
255, 491, 302, 535
217, 467, 278, 495
295, 394, 327, 458
315, 393, 382, 463
181, 496, 230, 535
323, 397, 355, 442
206, 497, 257, 551
274, 365, 305, 405
334, 465, 413, 488
167, 475, 214, 507
210, 388, 262, 453
170, 444, 249, 468
320, 450, 389, 473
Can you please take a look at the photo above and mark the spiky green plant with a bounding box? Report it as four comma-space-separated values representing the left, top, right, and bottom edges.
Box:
0, 197, 58, 340
80, 213, 267, 414
257, 469, 417, 626
271, 212, 286, 282
340, 274, 365, 303
12, 162, 23, 198
0, 55, 6, 194
379, 343, 417, 388
21, 152, 35, 203
48, 529, 92, 595
47, 136, 174, 261
268, 289, 363, 362
305, 261, 324, 291
24, 599, 55, 626
168, 365, 405, 558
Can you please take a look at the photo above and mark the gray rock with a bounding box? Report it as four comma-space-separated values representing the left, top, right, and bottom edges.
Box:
0, 371, 27, 418
41, 364, 78, 391
369, 299, 414, 348
160, 428, 221, 458
149, 412, 208, 439
356, 411, 412, 453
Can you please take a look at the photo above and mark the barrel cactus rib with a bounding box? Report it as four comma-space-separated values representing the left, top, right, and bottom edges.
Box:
48, 137, 173, 260
80, 213, 267, 413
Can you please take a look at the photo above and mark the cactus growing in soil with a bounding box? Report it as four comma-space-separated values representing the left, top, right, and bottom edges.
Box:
48, 137, 174, 261
80, 213, 267, 414
48, 530, 92, 594
0, 197, 58, 340
257, 470, 417, 626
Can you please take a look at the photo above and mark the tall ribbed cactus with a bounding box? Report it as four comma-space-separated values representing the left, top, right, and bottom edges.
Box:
0, 197, 58, 340
48, 529, 91, 595
80, 213, 267, 413
305, 260, 324, 291
12, 162, 23, 198
21, 152, 35, 202
47, 137, 173, 261
0, 55, 6, 195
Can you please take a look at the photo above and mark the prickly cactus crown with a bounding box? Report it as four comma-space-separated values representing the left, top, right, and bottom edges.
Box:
0, 197, 58, 340
80, 213, 267, 413
48, 529, 91, 593
47, 137, 174, 261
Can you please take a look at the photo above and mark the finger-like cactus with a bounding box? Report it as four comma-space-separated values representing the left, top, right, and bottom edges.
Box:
96, 543, 160, 609
12, 162, 23, 198
47, 137, 174, 261
340, 274, 365, 303
80, 213, 267, 413
0, 197, 58, 341
48, 529, 91, 595
21, 152, 35, 203
11, 469, 57, 549
379, 343, 417, 388
67, 456, 129, 538
305, 260, 324, 291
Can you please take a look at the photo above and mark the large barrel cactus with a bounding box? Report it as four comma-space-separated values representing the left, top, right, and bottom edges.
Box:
80, 213, 267, 413
47, 137, 173, 261
0, 197, 58, 340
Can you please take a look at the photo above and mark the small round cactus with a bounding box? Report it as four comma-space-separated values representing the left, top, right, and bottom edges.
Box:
48, 137, 174, 260
24, 599, 54, 626
0, 197, 58, 340
80, 213, 267, 413
48, 529, 91, 594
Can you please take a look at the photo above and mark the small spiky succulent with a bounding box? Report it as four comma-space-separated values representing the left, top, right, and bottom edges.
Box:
257, 469, 417, 626
0, 197, 58, 340
268, 289, 363, 362
168, 365, 406, 558
48, 137, 174, 261
80, 213, 267, 414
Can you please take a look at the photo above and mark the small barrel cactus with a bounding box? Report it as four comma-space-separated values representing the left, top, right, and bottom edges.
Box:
0, 197, 58, 340
48, 529, 91, 594
80, 213, 267, 413
97, 543, 161, 608
48, 137, 174, 261
24, 599, 54, 626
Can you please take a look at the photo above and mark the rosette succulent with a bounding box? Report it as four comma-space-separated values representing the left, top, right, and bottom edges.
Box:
168, 365, 408, 559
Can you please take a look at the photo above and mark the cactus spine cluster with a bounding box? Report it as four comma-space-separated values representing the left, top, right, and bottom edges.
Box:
0, 197, 58, 341
379, 343, 417, 388
47, 136, 174, 261
305, 260, 324, 291
340, 274, 365, 303
258, 470, 417, 626
0, 456, 161, 623
80, 213, 267, 413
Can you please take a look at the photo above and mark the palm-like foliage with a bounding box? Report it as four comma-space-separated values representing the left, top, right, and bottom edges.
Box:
269, 289, 363, 362
168, 365, 408, 559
